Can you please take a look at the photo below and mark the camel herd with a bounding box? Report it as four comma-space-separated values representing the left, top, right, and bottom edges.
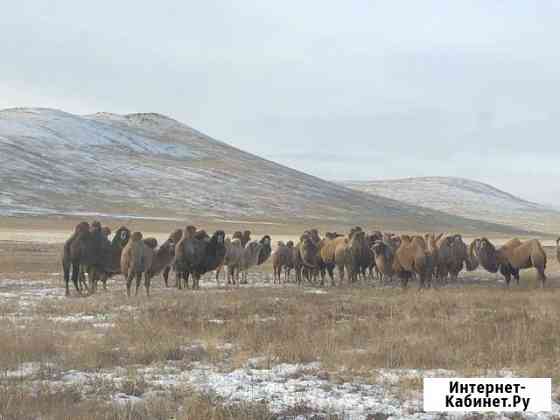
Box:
62, 221, 556, 297
62, 221, 271, 296
277, 229, 550, 289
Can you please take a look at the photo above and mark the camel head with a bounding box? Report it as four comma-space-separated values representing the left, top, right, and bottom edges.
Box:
300, 235, 319, 267
474, 237, 499, 273
168, 229, 183, 243
90, 220, 102, 234
130, 231, 143, 242
162, 238, 176, 255
112, 226, 131, 248
184, 225, 197, 240
400, 234, 412, 243
214, 230, 225, 245
370, 231, 383, 242
348, 226, 363, 239
260, 235, 271, 247
74, 221, 90, 234
351, 230, 365, 244
371, 240, 386, 257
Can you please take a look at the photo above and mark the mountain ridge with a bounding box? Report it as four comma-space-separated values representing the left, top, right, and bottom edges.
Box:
0, 107, 541, 235
342, 176, 560, 233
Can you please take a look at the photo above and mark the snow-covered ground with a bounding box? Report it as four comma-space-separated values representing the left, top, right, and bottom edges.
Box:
343, 177, 560, 233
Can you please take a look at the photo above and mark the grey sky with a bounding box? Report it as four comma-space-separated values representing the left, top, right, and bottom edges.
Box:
2, 1, 560, 205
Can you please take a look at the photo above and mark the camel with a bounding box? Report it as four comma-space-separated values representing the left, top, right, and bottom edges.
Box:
393, 235, 428, 288
471, 237, 547, 287
121, 232, 156, 297
175, 230, 226, 290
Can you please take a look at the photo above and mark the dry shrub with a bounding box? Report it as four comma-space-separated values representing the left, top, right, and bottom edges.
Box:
0, 321, 61, 369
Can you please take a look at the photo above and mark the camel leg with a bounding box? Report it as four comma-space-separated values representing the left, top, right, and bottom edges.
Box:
79, 266, 90, 294
175, 268, 181, 289
71, 263, 82, 296
163, 266, 171, 287
338, 265, 345, 286
87, 266, 97, 295
537, 267, 546, 288
64, 264, 71, 297
175, 270, 182, 290
135, 272, 142, 296
126, 272, 133, 297
145, 273, 151, 297
326, 266, 335, 287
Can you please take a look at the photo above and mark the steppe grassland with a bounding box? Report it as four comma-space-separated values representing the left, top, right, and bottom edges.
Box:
0, 222, 559, 418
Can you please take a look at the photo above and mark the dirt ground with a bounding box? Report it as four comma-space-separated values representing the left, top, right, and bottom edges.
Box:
1, 224, 560, 419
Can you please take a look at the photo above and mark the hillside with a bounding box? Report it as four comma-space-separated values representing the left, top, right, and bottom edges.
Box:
342, 177, 560, 233
0, 108, 535, 234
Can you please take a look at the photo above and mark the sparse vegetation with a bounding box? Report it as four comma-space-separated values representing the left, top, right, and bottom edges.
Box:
0, 234, 559, 418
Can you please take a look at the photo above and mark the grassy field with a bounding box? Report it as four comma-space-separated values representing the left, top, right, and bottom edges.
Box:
0, 229, 559, 419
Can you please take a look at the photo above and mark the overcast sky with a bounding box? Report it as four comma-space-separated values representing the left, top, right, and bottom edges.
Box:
2, 1, 560, 205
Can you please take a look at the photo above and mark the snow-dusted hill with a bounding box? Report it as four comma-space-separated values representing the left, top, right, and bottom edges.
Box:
342, 177, 560, 233
0, 108, 533, 234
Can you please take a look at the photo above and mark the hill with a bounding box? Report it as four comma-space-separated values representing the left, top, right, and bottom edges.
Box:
342, 177, 560, 233
0, 108, 536, 235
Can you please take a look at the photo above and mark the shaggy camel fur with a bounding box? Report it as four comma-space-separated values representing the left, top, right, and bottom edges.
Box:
393, 235, 428, 288
435, 234, 474, 283
63, 222, 130, 296
147, 238, 176, 288
175, 230, 226, 289
498, 238, 547, 287
121, 232, 156, 297
219, 238, 244, 286
471, 237, 547, 287
233, 230, 252, 247
557, 237, 560, 265
272, 241, 295, 284
319, 236, 347, 286
239, 241, 263, 284
257, 235, 272, 265
173, 226, 198, 288
93, 226, 132, 292
371, 240, 395, 283
346, 230, 368, 283
296, 233, 322, 286
162, 229, 183, 287
62, 221, 91, 296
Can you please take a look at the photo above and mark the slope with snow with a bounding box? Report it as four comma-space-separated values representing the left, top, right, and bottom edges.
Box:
342, 177, 560, 233
0, 108, 532, 234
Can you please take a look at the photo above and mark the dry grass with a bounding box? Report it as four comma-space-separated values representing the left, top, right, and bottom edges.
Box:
0, 384, 274, 420
0, 237, 559, 418
4, 284, 559, 377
